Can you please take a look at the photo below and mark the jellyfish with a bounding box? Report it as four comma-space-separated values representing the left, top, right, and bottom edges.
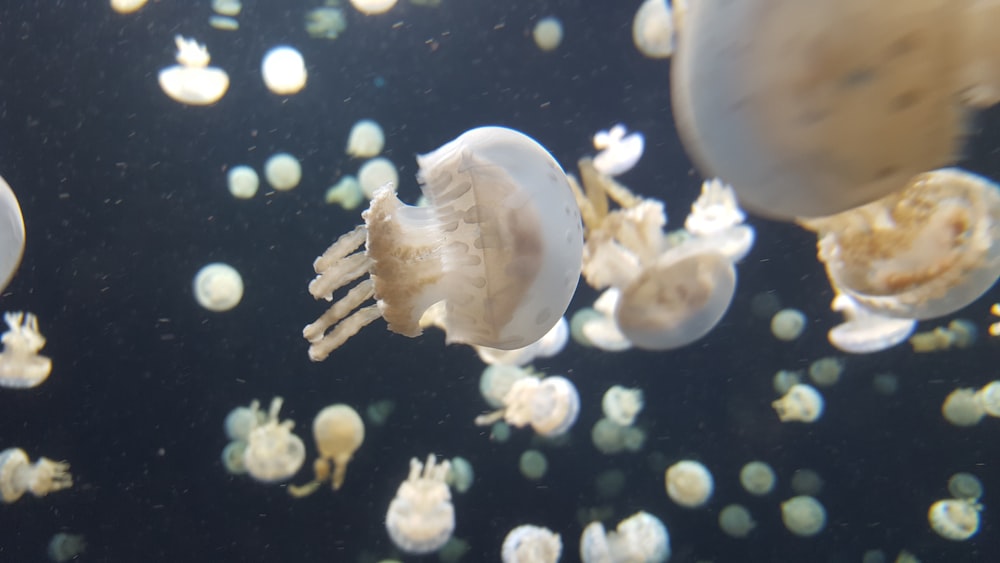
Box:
772, 384, 824, 423
193, 263, 243, 312
601, 385, 644, 426
671, 1, 1000, 220
948, 473, 984, 502
790, 469, 825, 496
592, 125, 645, 177
532, 17, 564, 52
578, 290, 633, 352
665, 460, 714, 508
910, 319, 979, 352
591, 418, 645, 455
209, 16, 239, 31
305, 6, 348, 39
827, 293, 916, 354
718, 504, 756, 538
350, 0, 398, 16
110, 0, 148, 14
0, 312, 52, 389
740, 461, 776, 496
941, 387, 986, 427
474, 375, 580, 437
502, 525, 562, 563
474, 316, 569, 366
0, 175, 24, 293
479, 365, 535, 409
212, 0, 242, 15
579, 511, 670, 563
385, 454, 455, 554
928, 498, 982, 540
242, 397, 306, 483
224, 399, 264, 441
365, 398, 396, 426
264, 153, 302, 192
808, 356, 844, 387
261, 46, 307, 95
800, 168, 1000, 321
47, 532, 86, 563
772, 369, 802, 395
632, 0, 675, 59
771, 308, 806, 342
289, 404, 365, 497
303, 126, 583, 360
226, 165, 259, 200
326, 176, 365, 211
683, 178, 756, 262
347, 120, 385, 158
158, 36, 229, 106
221, 441, 247, 475
518, 450, 548, 481
445, 457, 474, 494
0, 448, 72, 503
975, 381, 1000, 417
990, 303, 1000, 336
781, 495, 826, 537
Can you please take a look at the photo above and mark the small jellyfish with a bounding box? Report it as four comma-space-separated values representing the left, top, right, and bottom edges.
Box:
532, 17, 564, 52
227, 165, 259, 199
350, 0, 398, 16
0, 312, 52, 389
665, 460, 714, 508
261, 46, 307, 95
910, 319, 979, 352
365, 398, 396, 426
519, 450, 548, 481
385, 454, 455, 554
718, 504, 756, 538
325, 176, 365, 210
928, 498, 982, 541
580, 511, 670, 563
347, 119, 385, 158
808, 356, 844, 387
289, 404, 365, 497
209, 16, 239, 31
781, 495, 826, 537
264, 153, 302, 192
948, 472, 984, 502
110, 0, 148, 14
591, 418, 645, 455
475, 316, 569, 366
445, 457, 474, 493
474, 375, 580, 437
580, 290, 633, 352
47, 532, 86, 563
771, 308, 806, 342
990, 303, 1000, 336
303, 127, 583, 360
975, 380, 1000, 417
479, 365, 534, 409
632, 0, 675, 59
683, 178, 756, 262
0, 447, 72, 503
224, 399, 263, 441
502, 525, 562, 563
357, 157, 399, 199
593, 124, 645, 177
740, 461, 776, 496
772, 369, 802, 395
601, 385, 644, 426
942, 388, 986, 427
0, 175, 25, 293
305, 6, 348, 39
827, 293, 916, 354
193, 262, 243, 312
790, 468, 824, 496
221, 441, 247, 475
158, 36, 229, 106
212, 0, 242, 16
772, 384, 824, 423
242, 397, 306, 483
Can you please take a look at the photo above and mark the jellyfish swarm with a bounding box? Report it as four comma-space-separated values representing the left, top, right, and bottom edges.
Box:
385, 455, 455, 554
289, 404, 365, 497
242, 397, 306, 483
0, 448, 72, 503
474, 375, 580, 437
158, 36, 229, 106
303, 126, 583, 360
671, 0, 1000, 220
0, 312, 52, 389
0, 175, 24, 293
579, 511, 670, 563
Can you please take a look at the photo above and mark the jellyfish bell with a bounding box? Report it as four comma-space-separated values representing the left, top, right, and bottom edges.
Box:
0, 447, 72, 503
580, 511, 670, 563
502, 525, 561, 563
602, 385, 644, 427
293, 404, 365, 495
193, 263, 243, 312
0, 176, 24, 293
158, 36, 229, 106
385, 454, 455, 554
592, 124, 645, 177
781, 495, 827, 537
532, 17, 564, 52
476, 375, 580, 437
827, 293, 916, 353
264, 153, 302, 192
357, 157, 399, 199
929, 498, 982, 540
683, 178, 755, 262
632, 0, 675, 59
0, 312, 52, 389
347, 119, 386, 158
110, 0, 148, 14
261, 46, 307, 95
242, 397, 306, 483
665, 459, 714, 508
772, 384, 824, 423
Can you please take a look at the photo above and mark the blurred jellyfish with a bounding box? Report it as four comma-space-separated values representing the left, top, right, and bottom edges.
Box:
351, 0, 398, 16
305, 6, 347, 39
929, 498, 982, 540
158, 36, 229, 106
665, 460, 714, 508
602, 385, 644, 426
0, 176, 24, 293
221, 441, 247, 475
475, 375, 580, 437
193, 263, 243, 312
948, 473, 984, 502
347, 119, 385, 158
385, 455, 454, 554
242, 397, 306, 483
212, 0, 241, 15
47, 532, 86, 562
872, 372, 899, 396
502, 525, 562, 563
781, 496, 826, 537
357, 157, 399, 199
261, 46, 307, 95
365, 398, 396, 426
264, 153, 302, 192
632, 0, 675, 59
593, 124, 644, 177
718, 504, 756, 538
227, 165, 259, 199
772, 384, 824, 423
975, 381, 1000, 417
209, 15, 239, 31
0, 312, 52, 389
827, 293, 915, 354
990, 303, 1000, 336
445, 457, 474, 494
942, 388, 986, 427
0, 448, 72, 503
595, 469, 627, 499
224, 399, 264, 442
808, 356, 844, 387
110, 0, 148, 13
289, 404, 365, 497
533, 17, 564, 52
910, 319, 979, 352
475, 316, 569, 366
325, 176, 365, 211
519, 450, 548, 481
479, 365, 535, 409
579, 290, 633, 352
790, 469, 824, 496
772, 369, 802, 395
303, 127, 582, 360
579, 510, 670, 563
771, 308, 806, 342
740, 461, 776, 496
683, 178, 755, 262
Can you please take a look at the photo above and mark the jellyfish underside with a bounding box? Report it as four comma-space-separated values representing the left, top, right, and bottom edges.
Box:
474, 375, 580, 437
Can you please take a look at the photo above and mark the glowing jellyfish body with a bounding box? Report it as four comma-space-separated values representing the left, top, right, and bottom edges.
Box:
225, 399, 263, 441
665, 460, 714, 508
671, 1, 999, 220
212, 0, 242, 16
948, 473, 984, 501
158, 36, 229, 106
808, 356, 844, 387
719, 504, 756, 538
771, 308, 806, 341
227, 165, 259, 199
445, 457, 474, 493
110, 0, 148, 14
502, 525, 562, 563
772, 384, 824, 423
781, 495, 826, 537
0, 312, 52, 389
475, 316, 569, 366
290, 404, 365, 496
976, 381, 1000, 417
357, 157, 399, 199
242, 397, 306, 483
303, 126, 583, 360
740, 461, 776, 496
591, 418, 646, 455
519, 449, 548, 481
326, 176, 365, 210
193, 263, 244, 312
261, 46, 307, 95
827, 293, 916, 354
579, 511, 670, 563
929, 499, 982, 540
351, 0, 398, 15
479, 365, 534, 408
475, 375, 580, 437
593, 124, 645, 177
385, 455, 455, 554
347, 119, 386, 158
942, 388, 986, 427
48, 532, 86, 562
0, 176, 24, 293
306, 7, 348, 39
601, 385, 644, 426
632, 0, 675, 59
0, 448, 72, 503
264, 153, 302, 191
533, 17, 564, 52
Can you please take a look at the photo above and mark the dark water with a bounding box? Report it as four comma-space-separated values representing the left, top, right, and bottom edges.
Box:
0, 1, 997, 562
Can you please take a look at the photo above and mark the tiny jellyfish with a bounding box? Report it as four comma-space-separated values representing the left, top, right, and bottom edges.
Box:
601, 385, 644, 426
158, 36, 229, 106
592, 124, 645, 177
242, 397, 306, 483
347, 119, 386, 158
0, 312, 52, 389
221, 441, 247, 475
519, 450, 548, 481
772, 384, 824, 423
740, 461, 776, 496
385, 454, 455, 554
975, 380, 1000, 417
632, 0, 675, 59
532, 17, 564, 52
212, 0, 242, 16
750, 291, 782, 320
193, 262, 243, 312
665, 460, 714, 508
942, 388, 986, 427
790, 469, 824, 496
781, 495, 826, 537
289, 404, 365, 497
350, 0, 398, 16
445, 457, 474, 494
0, 447, 72, 503
224, 399, 263, 441
948, 472, 984, 502
771, 308, 806, 342
491, 421, 512, 443
365, 398, 396, 426
475, 375, 580, 437
357, 157, 399, 199
226, 165, 259, 199
325, 176, 365, 210
209, 16, 239, 31
47, 532, 86, 563
110, 0, 148, 14
827, 293, 916, 354
502, 525, 562, 563
264, 152, 302, 192
569, 307, 604, 348
305, 6, 348, 39
808, 356, 844, 387
579, 511, 670, 563
772, 369, 802, 395
928, 498, 982, 541
261, 46, 308, 95
303, 127, 582, 360
581, 290, 633, 352
591, 418, 645, 455
990, 303, 1000, 336
718, 504, 756, 538
0, 175, 25, 293
479, 365, 534, 409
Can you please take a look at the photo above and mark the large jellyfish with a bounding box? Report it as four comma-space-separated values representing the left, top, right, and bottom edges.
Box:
0, 312, 52, 389
303, 126, 583, 360
0, 176, 24, 293
0, 447, 72, 503
385, 454, 455, 554
289, 404, 365, 497
158, 36, 229, 106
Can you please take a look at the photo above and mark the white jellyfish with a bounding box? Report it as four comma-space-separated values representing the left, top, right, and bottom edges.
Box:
772, 384, 824, 423
303, 127, 583, 360
532, 17, 564, 52
474, 316, 569, 366
579, 510, 670, 563
632, 0, 675, 59
0, 175, 25, 293
347, 119, 386, 158
0, 447, 72, 503
357, 157, 399, 199
47, 532, 86, 562
601, 385, 644, 426
772, 369, 802, 395
665, 459, 714, 508
479, 365, 534, 409
771, 308, 806, 342
350, 0, 398, 16
0, 312, 52, 389
158, 36, 229, 106
990, 303, 1000, 337
209, 16, 239, 31
781, 495, 826, 537
826, 293, 916, 354
289, 404, 365, 497
110, 0, 148, 15
242, 397, 306, 483
740, 461, 777, 496
325, 176, 365, 211
502, 525, 562, 563
385, 454, 455, 554
474, 375, 580, 437
226, 165, 259, 199
975, 381, 1000, 417
942, 388, 986, 427
929, 498, 982, 541
193, 262, 243, 312
683, 178, 755, 262
579, 290, 633, 352
264, 153, 302, 192
261, 46, 307, 95
593, 124, 645, 177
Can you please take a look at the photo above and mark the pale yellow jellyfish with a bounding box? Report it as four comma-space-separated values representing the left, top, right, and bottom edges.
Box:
975, 380, 1000, 417
592, 124, 645, 177
261, 46, 308, 95
0, 447, 72, 503
909, 319, 979, 352
990, 303, 999, 336
47, 532, 86, 563
502, 524, 562, 563
110, 0, 148, 14
303, 127, 583, 360
158, 36, 229, 106
772, 384, 824, 423
928, 498, 982, 540
771, 308, 806, 342
350, 0, 398, 16
718, 504, 756, 538
479, 365, 534, 409
0, 312, 52, 389
781, 495, 826, 537
948, 472, 984, 501
306, 6, 348, 39
474, 375, 580, 437
357, 157, 399, 199
579, 511, 670, 563
242, 397, 306, 483
568, 307, 605, 348
193, 262, 243, 312
519, 450, 548, 481
532, 17, 564, 52
209, 16, 239, 31
221, 441, 247, 475
580, 290, 633, 352
808, 356, 844, 387
347, 119, 386, 158
665, 460, 713, 508
0, 175, 25, 293
264, 153, 302, 192
385, 454, 455, 554
942, 387, 986, 427
632, 0, 675, 59
601, 385, 644, 426
827, 293, 916, 354
365, 398, 396, 426
226, 165, 259, 199
445, 457, 473, 494
212, 0, 242, 16
289, 404, 365, 497
325, 176, 365, 210
740, 461, 776, 496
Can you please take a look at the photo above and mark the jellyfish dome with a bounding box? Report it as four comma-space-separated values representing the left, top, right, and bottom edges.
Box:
0, 447, 72, 503
242, 397, 306, 483
385, 454, 455, 554
303, 126, 583, 360
264, 153, 302, 192
0, 176, 24, 293
224, 399, 263, 441
475, 375, 580, 437
0, 312, 52, 389
158, 36, 229, 106
601, 385, 644, 426
772, 384, 824, 423
827, 293, 916, 354
289, 404, 365, 497
226, 165, 259, 199
350, 0, 398, 16
532, 17, 564, 52
261, 46, 307, 95
781, 495, 827, 537
580, 511, 670, 563
632, 0, 675, 59
347, 119, 386, 158
357, 157, 399, 199
592, 124, 645, 177
111, 0, 149, 14
665, 459, 714, 508
502, 525, 562, 563
193, 262, 243, 312
929, 498, 982, 540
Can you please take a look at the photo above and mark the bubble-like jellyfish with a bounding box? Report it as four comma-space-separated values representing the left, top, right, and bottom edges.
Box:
808, 356, 845, 388
781, 495, 826, 537
111, 0, 148, 15
212, 0, 242, 16
0, 311, 51, 389
502, 524, 562, 563
47, 532, 86, 563
305, 6, 347, 39
602, 385, 644, 426
718, 504, 756, 538
474, 375, 580, 437
532, 17, 564, 52
0, 176, 24, 293
264, 153, 302, 192
772, 384, 824, 423
740, 461, 776, 496
351, 0, 398, 16
948, 472, 984, 502
261, 46, 307, 95
592, 124, 645, 177
479, 365, 535, 409
771, 309, 806, 342
671, 1, 1000, 220
910, 319, 978, 353
193, 263, 243, 312
827, 293, 916, 354
591, 418, 646, 455
975, 381, 1000, 417
990, 303, 1000, 336
579, 510, 670, 563
632, 0, 675, 59
289, 404, 365, 497
385, 454, 455, 554
227, 165, 259, 200
224, 399, 264, 441
158, 36, 229, 106
801, 168, 1000, 321
445, 457, 473, 494
347, 119, 385, 158
942, 387, 986, 427
929, 498, 982, 540
242, 397, 306, 483
0, 447, 72, 503
519, 450, 548, 481
326, 176, 365, 210
303, 126, 583, 360
357, 157, 399, 199
665, 460, 714, 508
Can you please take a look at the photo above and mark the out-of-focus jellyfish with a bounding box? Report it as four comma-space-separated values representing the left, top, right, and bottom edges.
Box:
347, 120, 385, 158
193, 262, 243, 312
808, 356, 844, 387
225, 399, 264, 441
772, 369, 802, 395
861, 550, 887, 563
683, 178, 755, 262
781, 495, 826, 537
350, 0, 398, 16
385, 454, 454, 554
975, 381, 1000, 417
772, 384, 824, 423
948, 472, 984, 502
801, 168, 1000, 321
579, 511, 670, 563
569, 307, 604, 348
264, 153, 302, 192
790, 468, 824, 496
242, 397, 306, 483
592, 125, 645, 177
227, 165, 259, 199
740, 461, 776, 496
601, 385, 644, 426
929, 498, 982, 540
474, 316, 569, 366
502, 525, 562, 563
942, 387, 986, 427
532, 17, 563, 52
872, 372, 900, 396
750, 291, 782, 320
326, 176, 365, 211
990, 303, 1000, 336
671, 2, 1000, 220
578, 290, 633, 352
289, 404, 364, 497
365, 398, 396, 426
595, 469, 627, 499
665, 460, 713, 508
632, 0, 675, 59
303, 127, 583, 360
827, 293, 915, 354
445, 457, 473, 493
158, 36, 229, 106
491, 421, 511, 443
212, 0, 241, 15
439, 538, 471, 563
519, 450, 548, 481
221, 441, 247, 475
261, 46, 307, 95
110, 0, 148, 14
305, 6, 347, 39
0, 312, 52, 389
209, 16, 239, 31
909, 319, 978, 352
718, 504, 756, 538
0, 175, 24, 293
591, 418, 646, 455
771, 308, 806, 342
479, 365, 535, 409
475, 375, 580, 437
47, 532, 86, 563
0, 447, 72, 503
357, 157, 399, 200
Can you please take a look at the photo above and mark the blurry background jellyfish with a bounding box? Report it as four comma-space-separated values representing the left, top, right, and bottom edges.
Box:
221, 399, 265, 476
305, 4, 347, 40
781, 495, 827, 537
357, 157, 398, 199
261, 46, 307, 96
632, 0, 676, 59
263, 152, 302, 192
665, 459, 714, 508
385, 454, 455, 555
474, 374, 580, 438
826, 293, 915, 354
501, 524, 561, 563
110, 0, 148, 14
0, 447, 72, 503
579, 510, 670, 563
192, 263, 244, 313
350, 0, 398, 16
226, 165, 259, 200
0, 175, 24, 293
532, 17, 564, 52
592, 124, 645, 177
289, 403, 365, 497
772, 384, 824, 423
346, 119, 386, 159
158, 36, 229, 106
0, 311, 52, 389
47, 532, 86, 563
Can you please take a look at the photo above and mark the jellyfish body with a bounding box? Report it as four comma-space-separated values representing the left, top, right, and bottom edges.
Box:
602, 385, 644, 426
593, 124, 645, 177
580, 511, 670, 563
665, 460, 714, 508
772, 384, 824, 423
193, 263, 243, 312
347, 119, 385, 158
632, 0, 675, 59
942, 388, 986, 427
781, 495, 827, 537
475, 375, 580, 437
47, 532, 86, 562
304, 126, 583, 360
242, 397, 306, 483
385, 455, 455, 554
740, 461, 776, 496
0, 176, 24, 293
227, 165, 259, 199
264, 153, 302, 191
289, 404, 365, 497
261, 46, 307, 95
351, 0, 398, 15
827, 293, 916, 354
0, 312, 52, 389
718, 504, 756, 538
158, 36, 229, 106
533, 17, 564, 52
929, 498, 982, 540
976, 381, 1000, 417
502, 525, 562, 563
0, 448, 72, 503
